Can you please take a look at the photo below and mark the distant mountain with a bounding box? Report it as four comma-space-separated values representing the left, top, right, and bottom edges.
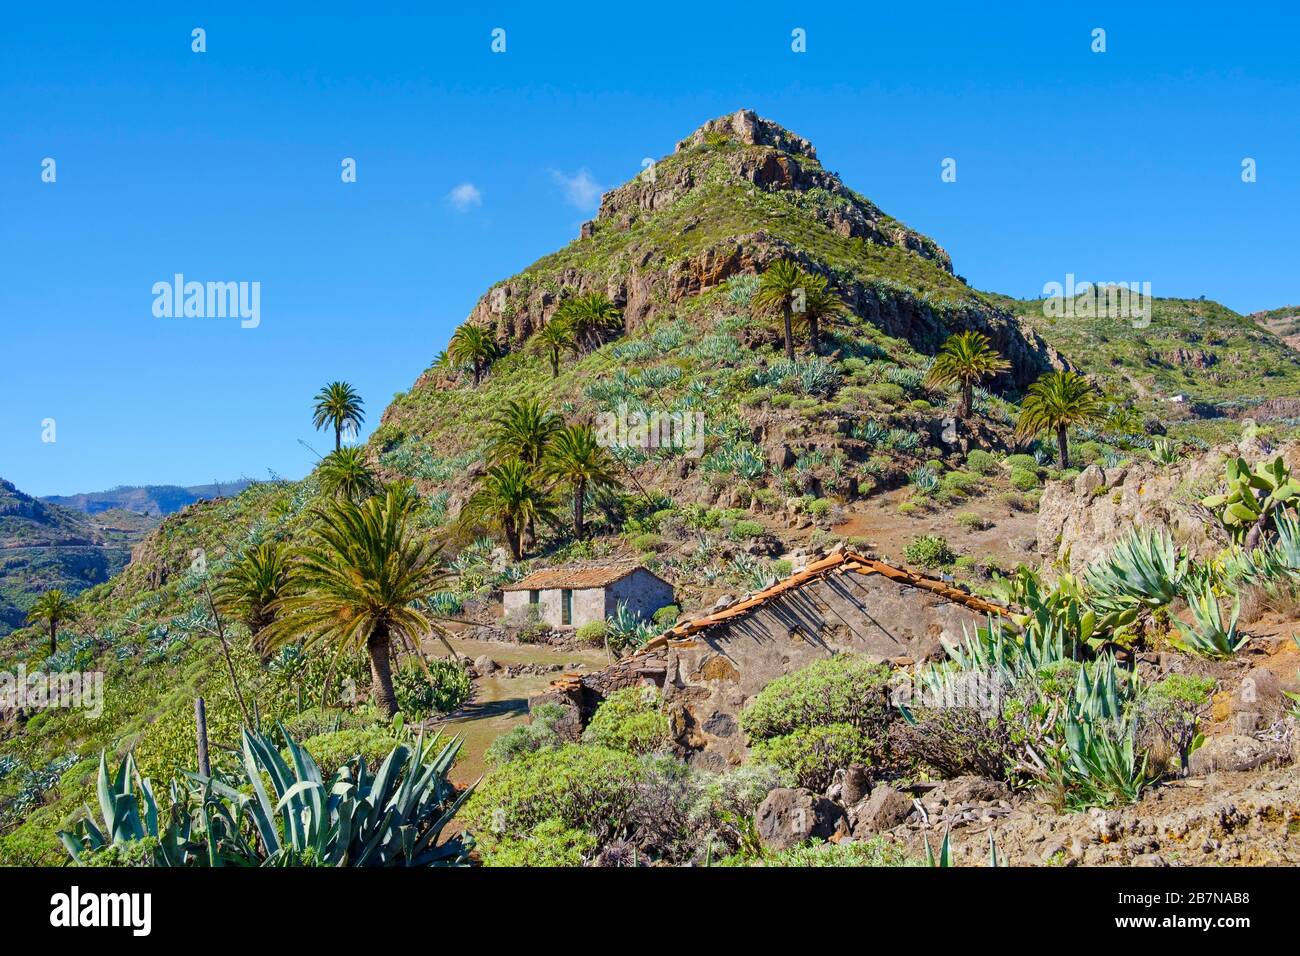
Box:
1251, 305, 1300, 355
0, 479, 157, 634
42, 479, 254, 516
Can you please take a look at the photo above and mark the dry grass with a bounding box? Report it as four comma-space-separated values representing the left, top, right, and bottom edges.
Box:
1239, 581, 1300, 627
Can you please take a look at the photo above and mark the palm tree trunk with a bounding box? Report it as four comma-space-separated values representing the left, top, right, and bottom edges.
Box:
49, 622, 57, 656
1057, 426, 1069, 470
808, 314, 819, 355
334, 423, 341, 452
505, 519, 522, 561
574, 478, 586, 540
367, 625, 398, 717
550, 348, 559, 378
782, 305, 795, 361
961, 382, 973, 419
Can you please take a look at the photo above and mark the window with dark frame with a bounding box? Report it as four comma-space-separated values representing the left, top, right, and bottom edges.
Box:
561, 589, 573, 625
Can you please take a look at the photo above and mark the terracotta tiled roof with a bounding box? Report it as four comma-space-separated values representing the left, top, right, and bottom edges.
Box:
546, 551, 1009, 697
502, 564, 658, 592
664, 549, 1008, 638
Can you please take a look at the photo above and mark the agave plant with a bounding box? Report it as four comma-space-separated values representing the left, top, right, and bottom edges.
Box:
190, 726, 472, 866
606, 601, 657, 652
1172, 582, 1246, 659
61, 729, 473, 867
1063, 709, 1151, 808
908, 464, 940, 495
1084, 527, 1185, 614
59, 753, 205, 866
1072, 653, 1137, 721
1148, 436, 1180, 465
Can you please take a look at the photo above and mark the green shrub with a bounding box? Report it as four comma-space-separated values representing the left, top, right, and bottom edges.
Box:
1141, 674, 1216, 774
1010, 468, 1040, 491
723, 835, 916, 867
576, 620, 608, 646
807, 498, 832, 518
652, 604, 680, 627
965, 449, 999, 474
905, 535, 955, 569
741, 655, 894, 742
480, 817, 597, 867
865, 383, 906, 405
751, 723, 874, 791
955, 511, 988, 531
393, 657, 471, 718
281, 705, 383, 741
1005, 454, 1039, 471
298, 726, 403, 771
630, 532, 664, 553
484, 702, 568, 765
731, 519, 767, 539
940, 470, 981, 497
463, 744, 645, 852
582, 687, 669, 755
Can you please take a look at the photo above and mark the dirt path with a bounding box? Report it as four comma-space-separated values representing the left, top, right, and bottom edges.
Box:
422, 634, 608, 786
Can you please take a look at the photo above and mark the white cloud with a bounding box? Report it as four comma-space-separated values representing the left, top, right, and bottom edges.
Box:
549, 167, 604, 211
446, 182, 482, 211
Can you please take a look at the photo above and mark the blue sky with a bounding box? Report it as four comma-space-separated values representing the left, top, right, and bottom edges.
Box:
2, 2, 1297, 496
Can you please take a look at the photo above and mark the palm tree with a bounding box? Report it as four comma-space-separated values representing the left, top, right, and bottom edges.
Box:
317, 446, 379, 502
448, 324, 497, 386
461, 459, 557, 561
752, 260, 805, 361
534, 314, 577, 377
312, 381, 365, 452
489, 399, 562, 467
214, 540, 291, 657
557, 292, 622, 350
488, 398, 561, 550
27, 589, 72, 656
797, 273, 848, 355
1014, 369, 1104, 469
542, 424, 620, 540
262, 487, 445, 717
924, 330, 1011, 419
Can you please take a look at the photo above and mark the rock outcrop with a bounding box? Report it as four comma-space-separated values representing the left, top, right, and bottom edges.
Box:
1036, 437, 1300, 572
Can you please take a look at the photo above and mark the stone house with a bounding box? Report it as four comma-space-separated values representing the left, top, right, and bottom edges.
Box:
542, 550, 1008, 769
502, 565, 674, 630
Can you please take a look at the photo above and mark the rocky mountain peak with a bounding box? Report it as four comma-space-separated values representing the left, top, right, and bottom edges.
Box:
674, 109, 818, 160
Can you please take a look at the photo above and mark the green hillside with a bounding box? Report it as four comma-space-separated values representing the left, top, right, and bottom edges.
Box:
0, 480, 154, 635
990, 293, 1300, 413
4, 110, 1299, 865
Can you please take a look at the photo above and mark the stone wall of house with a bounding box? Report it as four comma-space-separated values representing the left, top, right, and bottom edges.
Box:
604, 569, 675, 621
503, 586, 608, 628
660, 572, 990, 769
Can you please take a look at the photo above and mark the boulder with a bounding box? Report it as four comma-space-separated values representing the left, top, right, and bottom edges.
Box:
926, 775, 1010, 807
848, 784, 913, 834
1074, 464, 1105, 498
755, 787, 846, 851
473, 654, 498, 674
